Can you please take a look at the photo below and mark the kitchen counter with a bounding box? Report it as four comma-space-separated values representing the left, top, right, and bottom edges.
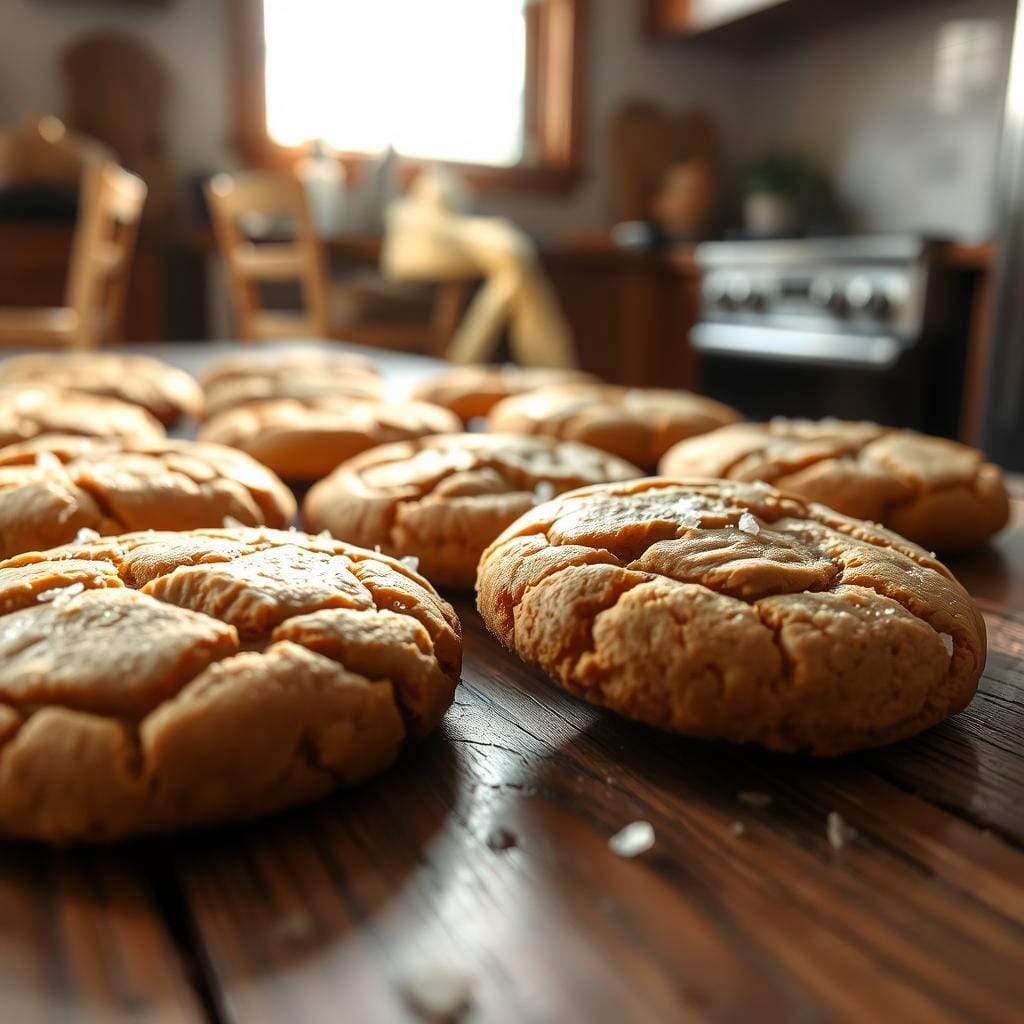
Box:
2, 342, 1021, 1023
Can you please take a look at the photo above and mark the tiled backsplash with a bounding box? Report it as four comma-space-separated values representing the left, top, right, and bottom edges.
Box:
737, 0, 1016, 241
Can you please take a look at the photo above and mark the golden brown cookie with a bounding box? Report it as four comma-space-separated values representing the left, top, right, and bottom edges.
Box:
303, 433, 642, 588
487, 384, 741, 468
0, 435, 296, 559
0, 526, 462, 840
476, 477, 986, 755
0, 385, 165, 448
0, 352, 203, 426
411, 364, 598, 422
200, 347, 383, 418
198, 396, 461, 480
659, 419, 1010, 551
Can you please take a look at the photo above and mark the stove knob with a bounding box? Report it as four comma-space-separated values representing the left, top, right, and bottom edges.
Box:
810, 276, 846, 314
726, 275, 752, 307
846, 276, 874, 311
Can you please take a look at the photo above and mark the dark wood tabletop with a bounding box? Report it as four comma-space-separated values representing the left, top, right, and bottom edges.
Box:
2, 342, 1022, 1024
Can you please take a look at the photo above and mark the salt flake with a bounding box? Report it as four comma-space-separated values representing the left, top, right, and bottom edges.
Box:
608, 820, 655, 858
222, 515, 246, 528
737, 790, 772, 808
729, 821, 746, 837
39, 582, 85, 608
738, 512, 760, 535
400, 555, 420, 573
400, 966, 475, 1021
940, 633, 954, 657
74, 527, 101, 544
826, 811, 857, 849
35, 450, 63, 471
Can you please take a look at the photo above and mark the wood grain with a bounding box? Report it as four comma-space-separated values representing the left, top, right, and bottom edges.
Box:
0, 845, 204, 1022
0, 343, 1020, 1022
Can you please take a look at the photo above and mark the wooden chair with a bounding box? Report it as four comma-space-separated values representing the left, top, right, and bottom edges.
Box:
205, 170, 467, 352
0, 160, 147, 348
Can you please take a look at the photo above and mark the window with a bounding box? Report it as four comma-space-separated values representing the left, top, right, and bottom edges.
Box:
229, 0, 586, 191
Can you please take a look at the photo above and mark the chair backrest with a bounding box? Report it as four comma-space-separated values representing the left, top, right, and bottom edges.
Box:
0, 113, 112, 191
66, 161, 148, 347
204, 171, 329, 341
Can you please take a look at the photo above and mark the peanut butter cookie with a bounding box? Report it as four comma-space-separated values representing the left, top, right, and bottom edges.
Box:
0, 435, 296, 558
476, 477, 985, 755
304, 433, 642, 588
0, 352, 202, 426
411, 364, 598, 422
488, 384, 741, 468
0, 526, 461, 840
200, 347, 383, 418
198, 396, 461, 480
0, 385, 165, 448
659, 419, 1010, 551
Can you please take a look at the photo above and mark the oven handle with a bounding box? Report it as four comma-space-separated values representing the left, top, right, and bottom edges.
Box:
689, 323, 905, 370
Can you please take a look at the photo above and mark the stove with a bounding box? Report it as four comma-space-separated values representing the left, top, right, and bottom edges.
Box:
689, 235, 965, 435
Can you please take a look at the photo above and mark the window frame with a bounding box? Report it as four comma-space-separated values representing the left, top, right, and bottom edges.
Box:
227, 0, 587, 194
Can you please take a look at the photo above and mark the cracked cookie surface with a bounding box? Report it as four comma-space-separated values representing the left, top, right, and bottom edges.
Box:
0, 435, 296, 559
0, 526, 462, 840
411, 364, 598, 422
659, 419, 1010, 551
487, 384, 741, 468
0, 385, 165, 448
476, 477, 985, 755
0, 352, 202, 426
303, 433, 642, 589
198, 396, 461, 480
200, 347, 383, 418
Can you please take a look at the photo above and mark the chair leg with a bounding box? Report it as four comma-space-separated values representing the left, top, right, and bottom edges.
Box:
430, 280, 471, 358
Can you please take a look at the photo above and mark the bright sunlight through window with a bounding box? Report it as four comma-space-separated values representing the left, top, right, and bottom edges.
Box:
264, 0, 528, 166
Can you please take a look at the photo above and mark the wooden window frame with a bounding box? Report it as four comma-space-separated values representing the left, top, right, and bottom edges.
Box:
227, 0, 587, 194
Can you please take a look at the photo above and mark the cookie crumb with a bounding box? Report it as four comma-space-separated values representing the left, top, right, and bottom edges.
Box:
485, 826, 517, 851
399, 966, 475, 1021
74, 527, 101, 543
533, 480, 556, 505
738, 512, 760, 535
401, 555, 421, 573
35, 450, 63, 471
729, 821, 746, 837
826, 811, 857, 849
737, 790, 773, 808
608, 820, 655, 858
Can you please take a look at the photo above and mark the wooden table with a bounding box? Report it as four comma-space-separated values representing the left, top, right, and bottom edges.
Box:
2, 342, 1022, 1023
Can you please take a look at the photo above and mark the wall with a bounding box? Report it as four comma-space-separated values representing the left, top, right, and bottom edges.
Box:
734, 0, 1016, 241
0, 0, 744, 238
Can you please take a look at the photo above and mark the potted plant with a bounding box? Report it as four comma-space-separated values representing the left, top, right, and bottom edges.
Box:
731, 151, 839, 236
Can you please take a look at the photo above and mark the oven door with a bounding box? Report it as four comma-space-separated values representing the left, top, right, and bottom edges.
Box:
690, 323, 907, 370
689, 322, 952, 432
